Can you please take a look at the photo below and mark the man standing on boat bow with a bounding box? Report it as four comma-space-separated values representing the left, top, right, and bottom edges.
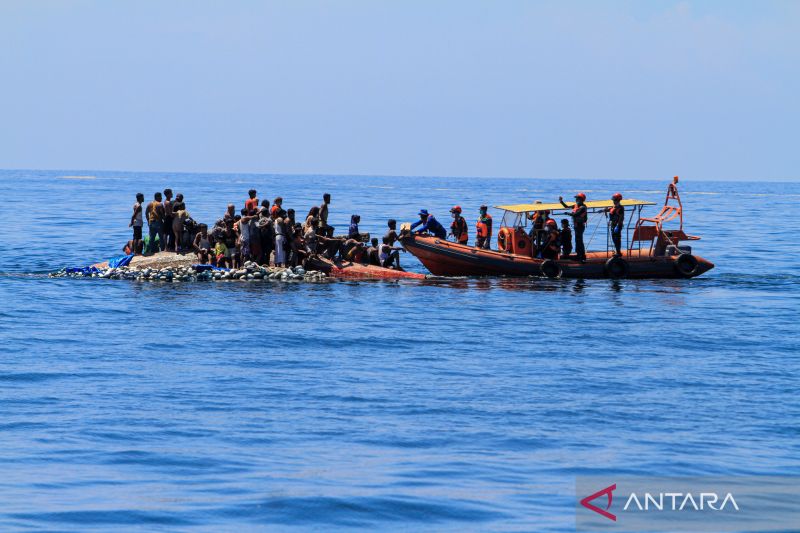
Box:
559, 192, 588, 262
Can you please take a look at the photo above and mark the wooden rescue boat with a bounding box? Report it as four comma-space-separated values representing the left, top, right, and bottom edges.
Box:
401, 178, 714, 279
306, 256, 426, 280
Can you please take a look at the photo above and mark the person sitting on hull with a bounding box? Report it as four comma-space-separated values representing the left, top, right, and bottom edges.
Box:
538, 219, 561, 260
475, 205, 493, 249
559, 192, 588, 262
379, 236, 403, 269
605, 192, 625, 257
449, 206, 469, 245
410, 209, 447, 239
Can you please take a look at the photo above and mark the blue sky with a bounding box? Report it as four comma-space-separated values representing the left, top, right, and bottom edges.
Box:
0, 0, 797, 180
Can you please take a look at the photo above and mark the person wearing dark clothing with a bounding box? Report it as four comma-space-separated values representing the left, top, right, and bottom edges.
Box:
538, 219, 561, 260
163, 189, 174, 251
348, 215, 361, 240
560, 219, 572, 258
145, 192, 165, 254
410, 209, 447, 239
606, 192, 625, 256
475, 205, 493, 249
449, 206, 468, 244
384, 219, 400, 246
560, 192, 588, 262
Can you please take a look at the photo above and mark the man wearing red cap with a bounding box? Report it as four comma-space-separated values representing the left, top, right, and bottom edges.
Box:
559, 192, 588, 262
449, 206, 469, 245
606, 193, 625, 256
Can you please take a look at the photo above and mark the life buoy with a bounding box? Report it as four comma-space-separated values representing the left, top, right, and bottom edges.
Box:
674, 253, 699, 278
497, 227, 513, 252
540, 259, 562, 279
604, 256, 629, 279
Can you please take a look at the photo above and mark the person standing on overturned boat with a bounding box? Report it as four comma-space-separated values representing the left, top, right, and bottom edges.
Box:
560, 219, 572, 258
410, 209, 447, 239
319, 193, 333, 237
560, 192, 588, 262
145, 192, 166, 254
162, 189, 174, 251
475, 205, 493, 249
606, 193, 625, 257
129, 192, 145, 255
449, 206, 469, 245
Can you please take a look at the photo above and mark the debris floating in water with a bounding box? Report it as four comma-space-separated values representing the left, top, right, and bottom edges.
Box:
49, 261, 327, 283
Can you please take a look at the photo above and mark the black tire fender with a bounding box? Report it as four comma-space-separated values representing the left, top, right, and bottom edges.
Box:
604, 256, 629, 279
674, 253, 699, 278
540, 259, 562, 279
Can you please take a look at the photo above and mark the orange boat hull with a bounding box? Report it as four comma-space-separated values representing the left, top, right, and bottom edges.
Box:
307, 257, 426, 280
401, 235, 714, 279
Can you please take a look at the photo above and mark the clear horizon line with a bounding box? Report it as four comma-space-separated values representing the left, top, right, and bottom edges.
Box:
1, 166, 799, 183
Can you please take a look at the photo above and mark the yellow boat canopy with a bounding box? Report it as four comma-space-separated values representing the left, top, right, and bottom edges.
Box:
494, 198, 655, 213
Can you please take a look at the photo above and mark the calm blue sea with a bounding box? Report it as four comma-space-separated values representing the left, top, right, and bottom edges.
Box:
0, 170, 798, 531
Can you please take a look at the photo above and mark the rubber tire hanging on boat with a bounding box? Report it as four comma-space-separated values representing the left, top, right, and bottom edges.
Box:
673, 253, 699, 278
604, 256, 629, 279
540, 259, 562, 279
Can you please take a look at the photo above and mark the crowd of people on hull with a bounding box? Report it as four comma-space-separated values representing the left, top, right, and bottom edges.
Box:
129, 187, 627, 269
128, 189, 409, 270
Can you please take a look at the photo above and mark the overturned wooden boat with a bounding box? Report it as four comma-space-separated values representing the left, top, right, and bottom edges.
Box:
306, 256, 426, 280
401, 178, 714, 279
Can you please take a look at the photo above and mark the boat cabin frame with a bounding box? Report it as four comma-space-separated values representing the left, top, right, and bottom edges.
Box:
493, 179, 698, 259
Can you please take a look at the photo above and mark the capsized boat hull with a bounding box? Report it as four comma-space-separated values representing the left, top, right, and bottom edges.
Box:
401, 235, 714, 279
306, 257, 426, 280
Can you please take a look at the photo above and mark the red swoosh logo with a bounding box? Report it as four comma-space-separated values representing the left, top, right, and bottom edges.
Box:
580, 483, 617, 521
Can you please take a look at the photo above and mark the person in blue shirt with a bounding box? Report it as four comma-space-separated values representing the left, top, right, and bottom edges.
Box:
410, 209, 447, 239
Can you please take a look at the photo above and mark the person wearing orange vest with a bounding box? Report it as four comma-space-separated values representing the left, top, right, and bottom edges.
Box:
538, 219, 561, 259
605, 192, 625, 256
475, 205, 493, 249
449, 206, 469, 244
560, 192, 588, 262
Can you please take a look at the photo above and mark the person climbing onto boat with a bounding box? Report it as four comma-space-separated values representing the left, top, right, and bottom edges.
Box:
410, 209, 447, 239
560, 192, 588, 262
606, 192, 625, 256
449, 206, 469, 245
560, 219, 572, 258
348, 214, 361, 240
245, 189, 259, 212
129, 192, 145, 255
145, 192, 166, 254
192, 224, 211, 264
379, 236, 403, 269
475, 205, 493, 249
538, 219, 561, 260
319, 193, 333, 237
385, 219, 400, 246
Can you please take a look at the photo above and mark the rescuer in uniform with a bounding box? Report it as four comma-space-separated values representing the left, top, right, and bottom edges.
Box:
475, 205, 493, 249
410, 209, 447, 240
559, 192, 588, 262
449, 206, 469, 245
606, 192, 625, 257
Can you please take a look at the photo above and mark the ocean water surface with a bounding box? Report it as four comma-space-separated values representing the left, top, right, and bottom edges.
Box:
0, 170, 798, 531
